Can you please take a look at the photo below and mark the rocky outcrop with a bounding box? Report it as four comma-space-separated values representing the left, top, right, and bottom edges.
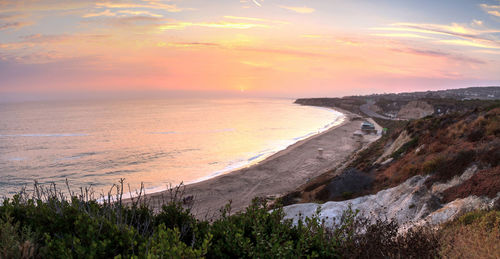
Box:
397, 101, 434, 119
283, 165, 499, 229
375, 130, 411, 164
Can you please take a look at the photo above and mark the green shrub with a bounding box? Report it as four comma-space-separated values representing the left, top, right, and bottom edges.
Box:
207, 199, 339, 258
0, 213, 37, 258
142, 224, 211, 258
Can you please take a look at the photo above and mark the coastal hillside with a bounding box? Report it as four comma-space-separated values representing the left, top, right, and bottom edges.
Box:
296, 86, 500, 119
283, 99, 500, 229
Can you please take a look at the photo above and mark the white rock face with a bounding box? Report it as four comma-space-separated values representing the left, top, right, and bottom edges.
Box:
375, 130, 410, 164
431, 164, 477, 194
397, 101, 434, 119
283, 167, 499, 229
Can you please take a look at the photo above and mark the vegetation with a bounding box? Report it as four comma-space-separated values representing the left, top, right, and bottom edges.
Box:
439, 210, 500, 258
2, 180, 479, 258
292, 103, 500, 203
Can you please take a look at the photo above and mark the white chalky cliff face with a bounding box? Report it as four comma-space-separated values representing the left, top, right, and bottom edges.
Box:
283, 166, 499, 229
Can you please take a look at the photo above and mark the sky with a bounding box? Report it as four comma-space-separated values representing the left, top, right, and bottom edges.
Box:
1, 0, 500, 98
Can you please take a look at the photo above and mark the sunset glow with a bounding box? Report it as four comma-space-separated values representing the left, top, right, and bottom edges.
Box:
1, 0, 500, 97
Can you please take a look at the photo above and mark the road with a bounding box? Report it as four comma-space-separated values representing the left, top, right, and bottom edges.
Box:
359, 103, 394, 120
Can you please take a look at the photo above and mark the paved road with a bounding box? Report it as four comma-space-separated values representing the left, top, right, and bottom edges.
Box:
359, 103, 394, 120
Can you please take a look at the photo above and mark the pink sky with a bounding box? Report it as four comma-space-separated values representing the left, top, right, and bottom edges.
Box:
1, 0, 500, 98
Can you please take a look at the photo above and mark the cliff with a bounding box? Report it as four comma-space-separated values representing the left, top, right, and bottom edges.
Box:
283, 100, 500, 229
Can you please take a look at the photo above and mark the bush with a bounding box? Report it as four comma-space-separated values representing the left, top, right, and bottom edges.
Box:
207, 199, 339, 258
3, 181, 497, 258
0, 213, 37, 258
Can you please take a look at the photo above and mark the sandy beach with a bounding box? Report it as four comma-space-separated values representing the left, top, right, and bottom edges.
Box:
139, 108, 382, 218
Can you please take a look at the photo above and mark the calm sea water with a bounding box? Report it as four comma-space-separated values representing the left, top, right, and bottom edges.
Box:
0, 98, 343, 197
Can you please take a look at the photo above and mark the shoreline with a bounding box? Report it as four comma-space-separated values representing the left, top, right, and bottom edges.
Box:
135, 106, 382, 218
117, 105, 345, 200
183, 108, 346, 187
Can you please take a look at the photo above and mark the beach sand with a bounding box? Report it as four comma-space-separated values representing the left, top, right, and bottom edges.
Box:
135, 108, 382, 219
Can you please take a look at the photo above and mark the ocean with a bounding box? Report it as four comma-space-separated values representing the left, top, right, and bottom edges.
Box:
0, 98, 344, 197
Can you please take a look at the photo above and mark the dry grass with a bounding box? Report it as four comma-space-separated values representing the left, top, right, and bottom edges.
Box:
439, 210, 500, 258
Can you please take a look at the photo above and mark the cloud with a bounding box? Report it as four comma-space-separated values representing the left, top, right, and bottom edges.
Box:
83, 9, 116, 18
278, 5, 315, 14
0, 13, 27, 20
83, 9, 163, 18
0, 21, 32, 30
471, 19, 483, 26
240, 60, 272, 68
237, 47, 325, 58
487, 10, 500, 17
95, 2, 183, 13
301, 34, 324, 38
118, 10, 163, 18
371, 33, 432, 39
159, 21, 270, 30
436, 39, 500, 49
372, 22, 500, 49
164, 42, 222, 48
0, 0, 93, 13
480, 3, 500, 17
391, 48, 486, 64
159, 41, 325, 58
223, 16, 288, 25
82, 15, 167, 30
251, 0, 262, 7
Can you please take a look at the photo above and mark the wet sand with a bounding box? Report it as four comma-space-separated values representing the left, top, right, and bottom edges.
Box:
136, 108, 381, 219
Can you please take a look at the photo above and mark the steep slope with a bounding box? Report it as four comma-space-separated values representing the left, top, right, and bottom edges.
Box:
283, 101, 500, 228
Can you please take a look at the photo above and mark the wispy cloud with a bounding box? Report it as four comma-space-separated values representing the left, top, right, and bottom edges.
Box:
0, 13, 27, 21
0, 0, 93, 13
0, 21, 32, 30
301, 34, 324, 38
480, 3, 500, 17
371, 33, 432, 39
223, 16, 288, 25
160, 40, 325, 58
251, 0, 262, 7
163, 42, 222, 48
95, 2, 183, 13
118, 10, 163, 18
159, 21, 270, 30
83, 9, 116, 18
237, 47, 325, 58
487, 10, 500, 17
391, 48, 486, 64
278, 5, 315, 14
436, 39, 500, 49
240, 60, 272, 68
372, 21, 500, 49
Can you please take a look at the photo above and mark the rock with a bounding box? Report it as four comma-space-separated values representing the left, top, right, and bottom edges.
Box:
381, 157, 393, 165
397, 101, 434, 120
375, 130, 411, 164
283, 166, 499, 230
